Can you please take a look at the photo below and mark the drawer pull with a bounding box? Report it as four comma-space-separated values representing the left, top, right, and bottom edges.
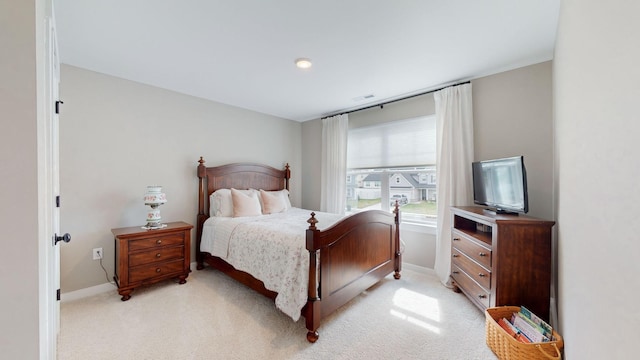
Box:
156, 239, 162, 244
478, 273, 486, 277
452, 271, 459, 274
155, 268, 161, 273
156, 253, 161, 258
478, 294, 487, 299
452, 254, 459, 258
452, 238, 460, 241
479, 252, 487, 257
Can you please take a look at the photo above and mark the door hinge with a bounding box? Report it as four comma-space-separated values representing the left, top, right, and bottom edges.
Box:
56, 289, 60, 301
55, 100, 63, 114
56, 195, 60, 208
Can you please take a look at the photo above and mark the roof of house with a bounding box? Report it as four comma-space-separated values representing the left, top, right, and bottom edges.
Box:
362, 173, 436, 189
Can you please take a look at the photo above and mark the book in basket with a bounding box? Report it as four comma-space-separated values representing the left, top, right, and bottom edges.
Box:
511, 312, 549, 343
497, 318, 519, 338
515, 332, 531, 344
520, 306, 553, 339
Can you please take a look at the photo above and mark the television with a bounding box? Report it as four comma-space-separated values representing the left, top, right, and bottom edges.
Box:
472, 156, 528, 214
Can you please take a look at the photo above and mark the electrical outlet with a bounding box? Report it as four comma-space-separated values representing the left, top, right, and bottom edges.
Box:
93, 248, 103, 260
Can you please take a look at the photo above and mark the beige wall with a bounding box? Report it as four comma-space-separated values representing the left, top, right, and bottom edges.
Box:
0, 0, 47, 358
554, 1, 640, 358
300, 118, 322, 211
301, 61, 553, 269
59, 65, 302, 292
473, 61, 554, 220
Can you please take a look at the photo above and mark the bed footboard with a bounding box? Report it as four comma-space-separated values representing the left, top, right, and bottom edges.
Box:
304, 206, 401, 342
196, 157, 401, 343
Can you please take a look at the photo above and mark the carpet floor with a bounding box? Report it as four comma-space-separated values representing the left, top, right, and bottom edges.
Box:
58, 267, 497, 359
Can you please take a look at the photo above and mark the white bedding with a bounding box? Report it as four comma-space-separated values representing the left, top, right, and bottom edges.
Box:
201, 208, 343, 321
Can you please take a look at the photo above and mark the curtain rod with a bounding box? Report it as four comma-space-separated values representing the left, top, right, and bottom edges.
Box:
321, 80, 471, 119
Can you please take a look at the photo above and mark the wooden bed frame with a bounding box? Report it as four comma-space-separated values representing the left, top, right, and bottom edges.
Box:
195, 157, 402, 342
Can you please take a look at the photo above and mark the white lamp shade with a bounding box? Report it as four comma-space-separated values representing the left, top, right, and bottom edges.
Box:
144, 186, 167, 205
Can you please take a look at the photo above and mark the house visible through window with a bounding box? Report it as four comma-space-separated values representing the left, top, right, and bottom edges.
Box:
346, 116, 437, 226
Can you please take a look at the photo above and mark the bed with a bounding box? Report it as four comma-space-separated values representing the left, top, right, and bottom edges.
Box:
195, 157, 402, 342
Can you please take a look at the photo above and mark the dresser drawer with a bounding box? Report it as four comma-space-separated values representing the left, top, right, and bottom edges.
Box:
129, 259, 185, 283
129, 233, 185, 251
129, 245, 184, 267
451, 229, 492, 269
451, 264, 491, 308
452, 248, 491, 290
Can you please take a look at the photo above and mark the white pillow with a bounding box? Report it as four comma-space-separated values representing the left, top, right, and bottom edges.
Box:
260, 189, 287, 214
259, 189, 292, 214
209, 188, 256, 217
231, 188, 262, 217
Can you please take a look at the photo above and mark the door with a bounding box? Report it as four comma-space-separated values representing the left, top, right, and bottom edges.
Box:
50, 14, 61, 336
43, 14, 69, 358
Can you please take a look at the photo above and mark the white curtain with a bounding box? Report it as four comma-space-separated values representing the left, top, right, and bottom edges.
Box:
433, 83, 474, 285
321, 114, 349, 214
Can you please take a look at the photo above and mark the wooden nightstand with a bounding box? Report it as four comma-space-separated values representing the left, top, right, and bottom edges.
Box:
112, 221, 193, 301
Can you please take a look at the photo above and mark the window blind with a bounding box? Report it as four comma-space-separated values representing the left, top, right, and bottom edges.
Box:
347, 116, 436, 169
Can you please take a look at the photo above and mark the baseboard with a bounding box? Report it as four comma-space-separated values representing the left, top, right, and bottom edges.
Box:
61, 282, 117, 303
402, 262, 435, 275
61, 262, 201, 303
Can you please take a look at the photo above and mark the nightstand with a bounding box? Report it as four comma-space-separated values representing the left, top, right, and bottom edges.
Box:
112, 221, 193, 301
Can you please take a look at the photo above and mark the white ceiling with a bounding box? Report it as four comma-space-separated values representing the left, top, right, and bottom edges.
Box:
53, 0, 560, 122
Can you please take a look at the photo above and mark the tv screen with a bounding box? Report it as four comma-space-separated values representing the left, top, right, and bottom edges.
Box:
472, 156, 528, 214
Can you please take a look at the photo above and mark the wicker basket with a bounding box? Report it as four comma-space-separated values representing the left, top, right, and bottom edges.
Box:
485, 306, 564, 360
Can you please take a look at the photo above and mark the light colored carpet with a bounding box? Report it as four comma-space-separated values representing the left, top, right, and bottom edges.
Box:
58, 267, 497, 359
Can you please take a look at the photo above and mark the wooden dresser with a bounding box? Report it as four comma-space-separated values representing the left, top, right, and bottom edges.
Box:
450, 206, 555, 321
112, 221, 193, 301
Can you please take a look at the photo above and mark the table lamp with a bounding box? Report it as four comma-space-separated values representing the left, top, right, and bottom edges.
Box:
143, 186, 167, 229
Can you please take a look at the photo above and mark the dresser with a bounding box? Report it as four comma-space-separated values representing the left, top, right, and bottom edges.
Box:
112, 221, 193, 301
450, 206, 554, 321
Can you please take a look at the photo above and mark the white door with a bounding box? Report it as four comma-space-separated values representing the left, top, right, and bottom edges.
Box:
43, 14, 67, 358
50, 14, 62, 335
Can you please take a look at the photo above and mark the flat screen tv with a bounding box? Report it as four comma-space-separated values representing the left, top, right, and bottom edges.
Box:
472, 156, 528, 214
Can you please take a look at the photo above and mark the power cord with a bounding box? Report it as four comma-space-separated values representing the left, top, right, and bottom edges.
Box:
97, 249, 118, 288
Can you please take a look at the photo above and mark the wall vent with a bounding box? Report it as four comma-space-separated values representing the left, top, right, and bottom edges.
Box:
352, 94, 375, 101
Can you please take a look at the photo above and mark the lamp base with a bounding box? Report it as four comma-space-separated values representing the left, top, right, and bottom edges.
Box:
141, 223, 167, 230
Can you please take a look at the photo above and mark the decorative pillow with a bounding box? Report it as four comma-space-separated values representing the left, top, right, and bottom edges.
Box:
210, 188, 256, 217
209, 189, 232, 217
231, 188, 262, 217
258, 189, 292, 213
260, 189, 287, 214
281, 189, 292, 209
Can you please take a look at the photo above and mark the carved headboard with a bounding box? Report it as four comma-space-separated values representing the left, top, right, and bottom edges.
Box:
195, 157, 290, 255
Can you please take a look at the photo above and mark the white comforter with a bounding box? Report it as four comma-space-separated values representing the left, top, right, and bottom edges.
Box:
201, 208, 342, 321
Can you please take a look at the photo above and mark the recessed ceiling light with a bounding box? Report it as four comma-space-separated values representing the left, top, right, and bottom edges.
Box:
295, 58, 312, 69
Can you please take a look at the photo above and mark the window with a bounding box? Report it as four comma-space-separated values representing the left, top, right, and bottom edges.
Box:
346, 116, 437, 227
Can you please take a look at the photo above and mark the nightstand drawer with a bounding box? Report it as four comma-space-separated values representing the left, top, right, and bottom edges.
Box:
452, 247, 491, 290
129, 245, 184, 267
129, 233, 185, 251
451, 229, 492, 269
129, 259, 184, 283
